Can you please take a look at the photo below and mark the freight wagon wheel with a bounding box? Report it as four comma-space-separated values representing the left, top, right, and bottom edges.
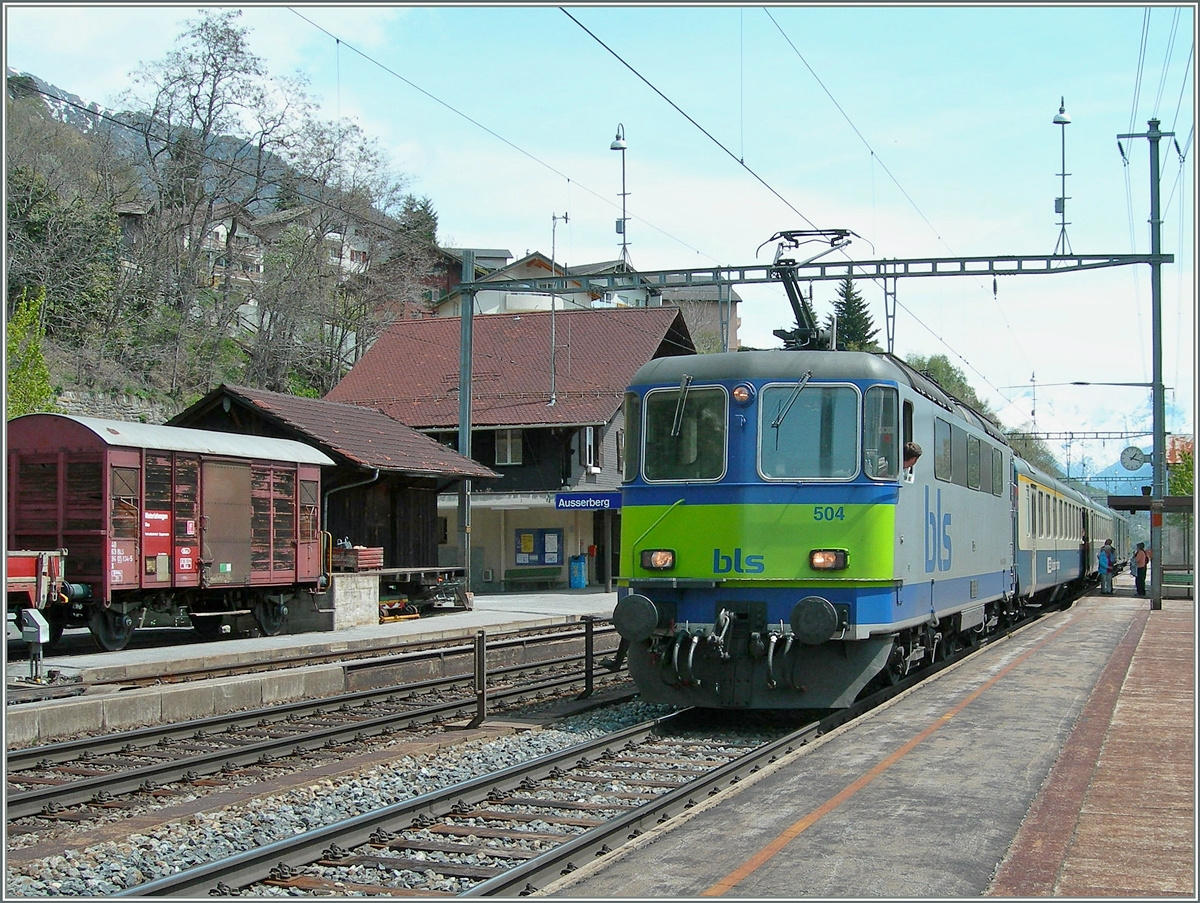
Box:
253, 595, 288, 637
88, 607, 135, 652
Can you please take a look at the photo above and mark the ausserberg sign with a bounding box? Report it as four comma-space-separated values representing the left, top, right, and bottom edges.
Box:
554, 492, 622, 510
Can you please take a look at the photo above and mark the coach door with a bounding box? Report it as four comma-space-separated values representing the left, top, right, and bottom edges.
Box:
200, 461, 252, 586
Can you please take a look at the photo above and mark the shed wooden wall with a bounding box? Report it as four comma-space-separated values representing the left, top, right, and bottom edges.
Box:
325, 478, 441, 568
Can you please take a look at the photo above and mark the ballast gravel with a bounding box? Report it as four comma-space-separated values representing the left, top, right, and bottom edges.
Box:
5, 702, 676, 897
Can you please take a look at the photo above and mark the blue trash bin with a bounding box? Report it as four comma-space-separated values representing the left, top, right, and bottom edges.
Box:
569, 555, 587, 589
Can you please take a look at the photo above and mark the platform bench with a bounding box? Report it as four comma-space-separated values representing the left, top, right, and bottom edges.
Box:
502, 566, 564, 591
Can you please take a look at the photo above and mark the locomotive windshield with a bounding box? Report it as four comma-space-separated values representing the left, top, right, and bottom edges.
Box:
642, 386, 727, 481
760, 383, 858, 479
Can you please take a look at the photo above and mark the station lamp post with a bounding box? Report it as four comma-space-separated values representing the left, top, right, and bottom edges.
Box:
1053, 98, 1072, 255
610, 124, 629, 270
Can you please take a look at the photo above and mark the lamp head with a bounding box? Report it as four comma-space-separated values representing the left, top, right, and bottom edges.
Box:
1053, 97, 1071, 125
610, 123, 627, 151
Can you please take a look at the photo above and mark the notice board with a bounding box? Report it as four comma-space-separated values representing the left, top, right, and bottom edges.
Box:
514, 528, 564, 566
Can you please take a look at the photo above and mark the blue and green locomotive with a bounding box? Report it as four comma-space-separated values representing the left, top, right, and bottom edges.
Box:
612, 348, 1125, 709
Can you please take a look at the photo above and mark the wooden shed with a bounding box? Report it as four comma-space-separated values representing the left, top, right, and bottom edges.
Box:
169, 386, 497, 569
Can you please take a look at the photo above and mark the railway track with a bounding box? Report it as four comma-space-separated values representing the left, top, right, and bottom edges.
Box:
7, 642, 625, 823
115, 708, 817, 898
7, 597, 1079, 897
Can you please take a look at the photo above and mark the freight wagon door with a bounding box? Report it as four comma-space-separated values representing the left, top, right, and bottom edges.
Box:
200, 461, 252, 586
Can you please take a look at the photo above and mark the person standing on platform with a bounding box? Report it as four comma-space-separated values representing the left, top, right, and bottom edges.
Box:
1132, 542, 1150, 597
1098, 539, 1115, 595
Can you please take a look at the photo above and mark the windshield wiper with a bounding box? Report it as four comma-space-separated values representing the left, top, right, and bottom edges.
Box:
771, 370, 812, 430
670, 374, 694, 437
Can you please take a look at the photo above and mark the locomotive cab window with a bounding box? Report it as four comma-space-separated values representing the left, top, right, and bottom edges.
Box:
760, 383, 858, 480
862, 386, 899, 479
643, 385, 726, 482
622, 392, 641, 482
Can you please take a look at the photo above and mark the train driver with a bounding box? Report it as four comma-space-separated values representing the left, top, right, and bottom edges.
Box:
902, 442, 922, 483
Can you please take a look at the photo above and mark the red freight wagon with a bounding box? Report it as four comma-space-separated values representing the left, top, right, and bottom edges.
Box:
6, 414, 334, 651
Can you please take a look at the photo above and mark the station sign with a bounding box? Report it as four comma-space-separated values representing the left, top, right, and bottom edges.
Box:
554, 491, 622, 510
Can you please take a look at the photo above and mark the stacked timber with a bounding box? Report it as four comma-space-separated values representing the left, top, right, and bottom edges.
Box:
331, 546, 385, 572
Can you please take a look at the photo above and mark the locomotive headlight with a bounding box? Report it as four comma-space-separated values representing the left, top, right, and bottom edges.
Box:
809, 549, 849, 570
640, 549, 675, 570
731, 383, 756, 405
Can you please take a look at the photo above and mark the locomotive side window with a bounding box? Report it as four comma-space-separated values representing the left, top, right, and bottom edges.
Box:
934, 418, 952, 481
862, 386, 899, 479
622, 392, 641, 483
644, 386, 726, 482
992, 448, 1005, 496
760, 384, 858, 480
967, 435, 981, 489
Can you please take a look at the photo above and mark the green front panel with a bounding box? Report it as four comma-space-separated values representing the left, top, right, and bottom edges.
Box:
624, 502, 896, 584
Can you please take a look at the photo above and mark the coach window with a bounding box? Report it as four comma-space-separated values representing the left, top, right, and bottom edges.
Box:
863, 386, 899, 479
644, 385, 726, 481
934, 418, 952, 481
760, 384, 858, 480
622, 392, 641, 482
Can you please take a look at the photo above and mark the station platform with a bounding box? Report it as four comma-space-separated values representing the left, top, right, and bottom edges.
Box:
541, 579, 1194, 898
4, 588, 617, 748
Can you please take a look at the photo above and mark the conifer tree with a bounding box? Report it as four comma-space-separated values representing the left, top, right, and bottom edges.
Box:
825, 276, 879, 351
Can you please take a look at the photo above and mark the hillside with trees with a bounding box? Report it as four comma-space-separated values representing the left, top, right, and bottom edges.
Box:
6, 10, 443, 418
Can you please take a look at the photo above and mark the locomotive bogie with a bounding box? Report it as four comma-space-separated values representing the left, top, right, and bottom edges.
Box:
6, 414, 334, 651
616, 349, 1128, 709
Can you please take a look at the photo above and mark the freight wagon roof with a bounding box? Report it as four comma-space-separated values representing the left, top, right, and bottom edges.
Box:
8, 414, 335, 466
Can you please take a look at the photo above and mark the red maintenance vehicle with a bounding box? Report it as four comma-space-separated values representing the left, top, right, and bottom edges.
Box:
6, 413, 334, 651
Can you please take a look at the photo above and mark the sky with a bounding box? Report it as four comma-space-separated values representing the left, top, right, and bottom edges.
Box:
4, 3, 1196, 483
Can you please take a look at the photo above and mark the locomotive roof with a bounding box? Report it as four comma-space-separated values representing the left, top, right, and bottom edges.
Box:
9, 414, 335, 466
629, 350, 1009, 445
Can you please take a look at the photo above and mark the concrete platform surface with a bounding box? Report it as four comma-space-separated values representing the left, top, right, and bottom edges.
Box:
538, 592, 1194, 899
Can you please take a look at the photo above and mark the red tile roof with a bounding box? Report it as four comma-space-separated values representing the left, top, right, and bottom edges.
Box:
177, 385, 497, 479
326, 307, 694, 429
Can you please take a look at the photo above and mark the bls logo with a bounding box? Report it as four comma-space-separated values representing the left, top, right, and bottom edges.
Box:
713, 548, 765, 574
924, 486, 953, 573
